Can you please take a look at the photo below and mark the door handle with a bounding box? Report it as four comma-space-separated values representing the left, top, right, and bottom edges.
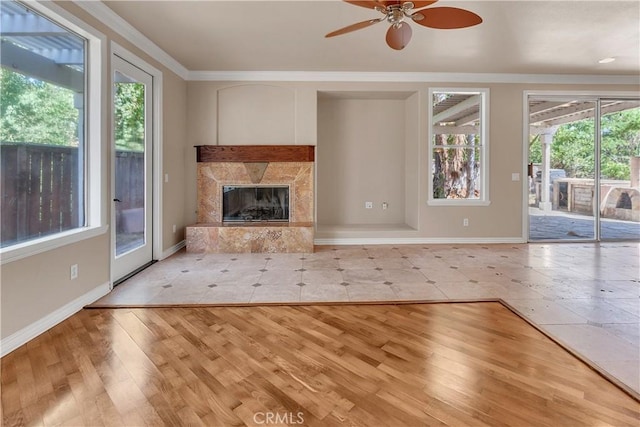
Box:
113, 198, 121, 202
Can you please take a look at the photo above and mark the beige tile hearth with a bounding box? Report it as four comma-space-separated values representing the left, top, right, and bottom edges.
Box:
189, 160, 315, 253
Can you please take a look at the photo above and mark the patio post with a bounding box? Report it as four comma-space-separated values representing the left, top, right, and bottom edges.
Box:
539, 128, 557, 211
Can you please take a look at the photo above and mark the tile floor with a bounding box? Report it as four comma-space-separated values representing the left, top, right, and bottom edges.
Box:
94, 243, 640, 398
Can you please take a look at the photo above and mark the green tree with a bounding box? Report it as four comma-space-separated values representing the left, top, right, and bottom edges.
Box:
114, 82, 145, 152
0, 67, 79, 145
529, 108, 640, 180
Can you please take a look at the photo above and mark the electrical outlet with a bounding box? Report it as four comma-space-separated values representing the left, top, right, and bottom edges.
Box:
382, 202, 388, 210
463, 218, 469, 227
172, 224, 177, 233
70, 264, 78, 280
365, 201, 373, 209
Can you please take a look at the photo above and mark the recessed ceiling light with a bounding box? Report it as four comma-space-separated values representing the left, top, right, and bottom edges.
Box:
598, 57, 616, 64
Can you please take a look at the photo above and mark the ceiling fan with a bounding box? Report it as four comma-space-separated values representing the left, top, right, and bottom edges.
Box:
325, 1, 483, 50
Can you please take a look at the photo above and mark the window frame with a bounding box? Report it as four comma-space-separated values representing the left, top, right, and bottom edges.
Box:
0, 1, 107, 264
427, 87, 490, 206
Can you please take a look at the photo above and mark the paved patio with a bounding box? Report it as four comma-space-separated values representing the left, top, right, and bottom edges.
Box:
529, 208, 640, 241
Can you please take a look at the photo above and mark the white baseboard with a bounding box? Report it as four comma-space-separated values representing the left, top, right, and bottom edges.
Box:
314, 237, 526, 246
160, 239, 185, 260
0, 282, 110, 358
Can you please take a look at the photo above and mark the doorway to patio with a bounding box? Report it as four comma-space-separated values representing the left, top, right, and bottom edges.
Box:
526, 94, 640, 242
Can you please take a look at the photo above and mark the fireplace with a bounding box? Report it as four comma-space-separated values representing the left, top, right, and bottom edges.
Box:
223, 185, 289, 222
187, 145, 315, 253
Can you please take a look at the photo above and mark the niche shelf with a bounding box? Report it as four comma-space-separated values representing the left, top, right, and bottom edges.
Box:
316, 90, 420, 240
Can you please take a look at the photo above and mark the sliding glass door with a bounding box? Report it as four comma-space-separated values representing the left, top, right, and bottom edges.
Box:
599, 99, 640, 241
527, 95, 640, 242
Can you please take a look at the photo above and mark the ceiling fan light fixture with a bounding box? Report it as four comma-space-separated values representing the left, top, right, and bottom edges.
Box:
326, 0, 482, 50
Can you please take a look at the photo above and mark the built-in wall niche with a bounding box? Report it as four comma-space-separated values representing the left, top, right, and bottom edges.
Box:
316, 91, 420, 239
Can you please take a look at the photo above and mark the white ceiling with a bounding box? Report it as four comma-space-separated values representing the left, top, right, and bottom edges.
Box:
102, 0, 640, 76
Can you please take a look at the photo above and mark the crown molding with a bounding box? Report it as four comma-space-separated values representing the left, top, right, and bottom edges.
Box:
73, 0, 189, 80
188, 70, 640, 85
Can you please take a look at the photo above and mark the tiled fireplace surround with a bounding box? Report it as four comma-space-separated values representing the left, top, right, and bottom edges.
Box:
186, 146, 315, 253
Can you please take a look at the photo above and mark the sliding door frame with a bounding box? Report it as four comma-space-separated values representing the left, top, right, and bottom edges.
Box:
522, 90, 639, 242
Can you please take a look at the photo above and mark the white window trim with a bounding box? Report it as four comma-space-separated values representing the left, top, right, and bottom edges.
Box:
427, 87, 490, 206
0, 1, 107, 265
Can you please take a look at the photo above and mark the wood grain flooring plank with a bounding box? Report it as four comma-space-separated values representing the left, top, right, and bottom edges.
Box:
2, 302, 639, 427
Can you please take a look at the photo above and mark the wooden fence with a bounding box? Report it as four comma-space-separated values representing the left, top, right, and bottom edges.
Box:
1, 143, 143, 247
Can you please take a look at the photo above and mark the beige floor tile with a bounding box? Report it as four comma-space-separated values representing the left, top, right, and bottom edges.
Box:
602, 323, 640, 347
259, 269, 303, 286
342, 269, 385, 285
301, 269, 344, 285
199, 285, 255, 304
338, 258, 377, 270
558, 298, 640, 324
346, 283, 398, 301
148, 287, 209, 304
374, 258, 415, 269
382, 268, 428, 284
434, 281, 504, 300
214, 268, 263, 286
544, 324, 640, 361
303, 258, 340, 269
596, 360, 640, 392
300, 283, 350, 302
250, 284, 301, 303
505, 299, 588, 325
391, 282, 448, 300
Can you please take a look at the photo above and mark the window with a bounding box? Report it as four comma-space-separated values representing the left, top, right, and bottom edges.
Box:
1, 0, 104, 262
428, 88, 489, 205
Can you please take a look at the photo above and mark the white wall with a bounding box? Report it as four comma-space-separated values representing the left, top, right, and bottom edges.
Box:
186, 80, 640, 242
1, 2, 189, 350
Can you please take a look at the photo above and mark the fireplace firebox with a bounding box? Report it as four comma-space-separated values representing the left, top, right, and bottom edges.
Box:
222, 185, 289, 222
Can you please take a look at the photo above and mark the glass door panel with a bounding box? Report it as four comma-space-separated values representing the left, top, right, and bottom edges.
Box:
112, 55, 153, 282
599, 99, 640, 241
114, 71, 146, 256
528, 98, 596, 241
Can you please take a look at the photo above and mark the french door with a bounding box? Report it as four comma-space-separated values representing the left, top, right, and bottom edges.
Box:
111, 55, 154, 282
527, 94, 640, 242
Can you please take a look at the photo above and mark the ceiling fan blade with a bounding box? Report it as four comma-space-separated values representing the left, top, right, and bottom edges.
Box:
412, 6, 482, 29
386, 22, 412, 50
410, 1, 439, 9
326, 18, 384, 38
343, 0, 385, 9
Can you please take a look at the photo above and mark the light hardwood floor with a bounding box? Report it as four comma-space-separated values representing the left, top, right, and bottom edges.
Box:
92, 243, 640, 398
2, 302, 639, 426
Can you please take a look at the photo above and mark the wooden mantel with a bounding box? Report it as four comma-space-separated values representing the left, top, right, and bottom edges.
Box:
196, 145, 315, 163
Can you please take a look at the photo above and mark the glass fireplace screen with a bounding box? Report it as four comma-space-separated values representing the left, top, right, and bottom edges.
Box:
222, 186, 289, 222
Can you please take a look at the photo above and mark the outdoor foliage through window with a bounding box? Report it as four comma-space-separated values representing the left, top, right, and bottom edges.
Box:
0, 68, 79, 145
529, 107, 640, 180
114, 79, 145, 152
431, 90, 485, 201
0, 0, 86, 248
